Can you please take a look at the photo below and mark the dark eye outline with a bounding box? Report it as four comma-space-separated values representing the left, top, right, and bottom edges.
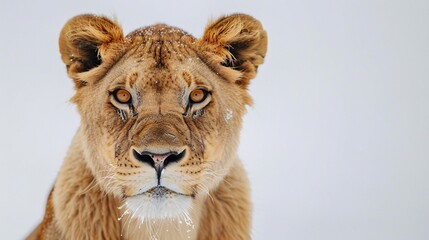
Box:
189, 89, 210, 104
111, 88, 132, 105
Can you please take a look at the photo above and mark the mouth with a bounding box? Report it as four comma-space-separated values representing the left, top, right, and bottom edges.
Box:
134, 186, 194, 199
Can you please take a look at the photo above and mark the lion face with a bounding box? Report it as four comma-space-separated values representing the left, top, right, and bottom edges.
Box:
59, 15, 266, 220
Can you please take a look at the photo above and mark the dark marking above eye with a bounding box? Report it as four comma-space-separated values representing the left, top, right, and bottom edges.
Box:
129, 72, 138, 86
182, 71, 192, 86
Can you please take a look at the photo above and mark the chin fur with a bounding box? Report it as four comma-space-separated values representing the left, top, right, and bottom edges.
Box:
120, 189, 193, 224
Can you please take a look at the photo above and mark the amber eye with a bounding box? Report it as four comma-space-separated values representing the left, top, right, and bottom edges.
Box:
114, 89, 132, 104
190, 89, 207, 103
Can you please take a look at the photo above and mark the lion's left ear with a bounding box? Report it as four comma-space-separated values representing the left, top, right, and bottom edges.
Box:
200, 14, 267, 87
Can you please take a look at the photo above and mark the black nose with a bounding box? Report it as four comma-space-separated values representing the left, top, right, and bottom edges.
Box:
132, 149, 186, 182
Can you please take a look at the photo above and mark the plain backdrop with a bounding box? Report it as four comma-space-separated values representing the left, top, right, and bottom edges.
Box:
1, 0, 428, 239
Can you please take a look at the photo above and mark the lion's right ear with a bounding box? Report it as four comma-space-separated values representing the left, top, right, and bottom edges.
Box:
59, 14, 124, 88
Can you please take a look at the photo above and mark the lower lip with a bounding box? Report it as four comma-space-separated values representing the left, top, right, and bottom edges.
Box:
134, 186, 192, 198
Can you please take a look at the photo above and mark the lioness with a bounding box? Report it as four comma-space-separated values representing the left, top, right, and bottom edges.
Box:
28, 13, 267, 239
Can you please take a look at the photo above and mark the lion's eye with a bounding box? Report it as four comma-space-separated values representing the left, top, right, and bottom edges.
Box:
114, 89, 132, 104
189, 89, 207, 104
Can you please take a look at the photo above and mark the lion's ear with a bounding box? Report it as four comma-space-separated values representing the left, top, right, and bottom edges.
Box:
59, 14, 124, 88
201, 14, 267, 87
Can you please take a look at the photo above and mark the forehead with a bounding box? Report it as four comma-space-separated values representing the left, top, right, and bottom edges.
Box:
102, 24, 216, 89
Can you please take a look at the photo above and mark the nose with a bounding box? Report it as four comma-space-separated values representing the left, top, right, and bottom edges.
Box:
132, 149, 186, 183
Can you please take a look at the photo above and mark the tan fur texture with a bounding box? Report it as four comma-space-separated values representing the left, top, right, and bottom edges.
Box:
28, 13, 267, 240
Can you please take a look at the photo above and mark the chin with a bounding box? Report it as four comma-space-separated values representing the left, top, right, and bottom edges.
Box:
121, 186, 194, 222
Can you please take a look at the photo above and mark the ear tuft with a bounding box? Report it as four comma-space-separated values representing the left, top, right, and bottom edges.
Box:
201, 14, 267, 87
59, 14, 124, 87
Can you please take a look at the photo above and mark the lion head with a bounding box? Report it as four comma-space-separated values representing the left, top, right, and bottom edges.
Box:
58, 14, 267, 221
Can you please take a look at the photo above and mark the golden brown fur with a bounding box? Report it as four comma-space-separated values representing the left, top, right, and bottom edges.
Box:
28, 13, 267, 240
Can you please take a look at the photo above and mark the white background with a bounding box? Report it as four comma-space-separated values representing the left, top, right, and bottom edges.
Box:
1, 0, 428, 239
